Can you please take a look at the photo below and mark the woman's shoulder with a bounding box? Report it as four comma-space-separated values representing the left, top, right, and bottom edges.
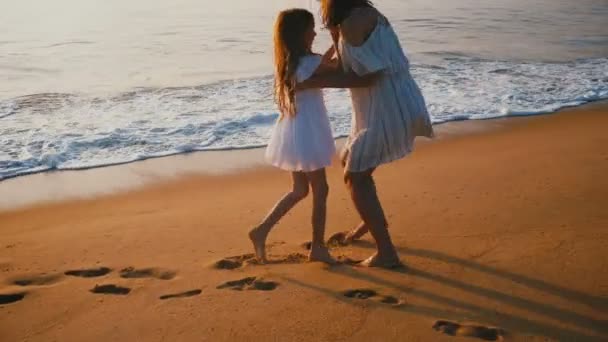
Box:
341, 7, 380, 46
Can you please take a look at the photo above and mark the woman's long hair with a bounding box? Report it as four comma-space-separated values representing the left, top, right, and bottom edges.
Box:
320, 0, 374, 28
273, 9, 314, 118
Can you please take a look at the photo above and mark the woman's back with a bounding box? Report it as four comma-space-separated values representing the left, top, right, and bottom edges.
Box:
339, 9, 409, 75
338, 8, 434, 172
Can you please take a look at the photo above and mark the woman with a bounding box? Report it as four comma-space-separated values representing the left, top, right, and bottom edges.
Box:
302, 0, 434, 267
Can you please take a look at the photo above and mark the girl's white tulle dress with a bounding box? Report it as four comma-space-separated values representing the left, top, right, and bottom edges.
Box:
265, 54, 336, 172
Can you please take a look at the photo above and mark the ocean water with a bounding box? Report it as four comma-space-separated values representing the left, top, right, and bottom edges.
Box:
1, 0, 607, 180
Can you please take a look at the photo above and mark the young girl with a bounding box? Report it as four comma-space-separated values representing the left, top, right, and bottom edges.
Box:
248, 8, 375, 264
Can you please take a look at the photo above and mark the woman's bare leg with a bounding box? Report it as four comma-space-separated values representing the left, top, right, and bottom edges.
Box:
337, 168, 385, 244
305, 169, 335, 264
344, 209, 388, 243
345, 169, 401, 267
249, 172, 309, 263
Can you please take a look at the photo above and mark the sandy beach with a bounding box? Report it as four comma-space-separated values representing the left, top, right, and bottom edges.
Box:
1, 104, 607, 341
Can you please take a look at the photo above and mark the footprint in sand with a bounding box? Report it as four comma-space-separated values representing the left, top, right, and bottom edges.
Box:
10, 273, 62, 287
0, 292, 26, 305
298, 246, 364, 266
119, 267, 176, 280
213, 253, 308, 269
343, 289, 377, 299
302, 232, 349, 250
217, 277, 278, 291
213, 254, 256, 270
379, 295, 401, 305
342, 289, 402, 306
433, 320, 504, 341
159, 289, 202, 300
267, 253, 308, 265
336, 256, 364, 265
65, 267, 112, 278
90, 284, 131, 295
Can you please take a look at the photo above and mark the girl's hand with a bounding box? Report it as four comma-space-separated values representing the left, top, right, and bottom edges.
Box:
329, 26, 343, 66
329, 26, 341, 45
321, 45, 336, 65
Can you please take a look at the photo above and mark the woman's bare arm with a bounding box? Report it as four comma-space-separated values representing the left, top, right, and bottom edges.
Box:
296, 14, 383, 91
297, 70, 380, 89
340, 7, 379, 47
295, 8, 384, 90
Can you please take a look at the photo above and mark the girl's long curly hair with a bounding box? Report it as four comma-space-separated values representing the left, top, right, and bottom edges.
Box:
273, 9, 314, 118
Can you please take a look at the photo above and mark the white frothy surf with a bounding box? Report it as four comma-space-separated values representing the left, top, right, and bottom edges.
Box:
1, 56, 607, 180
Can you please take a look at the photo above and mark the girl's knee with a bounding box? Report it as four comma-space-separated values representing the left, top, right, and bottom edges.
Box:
291, 186, 309, 201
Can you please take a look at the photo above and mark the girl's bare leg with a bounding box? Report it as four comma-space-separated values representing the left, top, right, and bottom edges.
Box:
305, 169, 335, 264
249, 172, 309, 263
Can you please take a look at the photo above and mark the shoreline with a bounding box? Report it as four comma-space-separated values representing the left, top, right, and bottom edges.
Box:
3, 97, 607, 184
2, 101, 606, 211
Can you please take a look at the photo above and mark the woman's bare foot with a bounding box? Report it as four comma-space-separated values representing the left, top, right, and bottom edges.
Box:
344, 230, 361, 244
308, 244, 337, 265
327, 225, 369, 246
248, 227, 268, 264
327, 231, 349, 246
346, 223, 370, 242
359, 253, 403, 269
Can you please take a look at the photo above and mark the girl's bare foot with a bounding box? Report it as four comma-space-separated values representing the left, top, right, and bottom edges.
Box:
308, 244, 337, 265
248, 227, 268, 264
359, 253, 403, 269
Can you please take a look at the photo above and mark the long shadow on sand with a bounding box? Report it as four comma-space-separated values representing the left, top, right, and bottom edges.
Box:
285, 242, 608, 341
353, 240, 608, 313
283, 268, 605, 341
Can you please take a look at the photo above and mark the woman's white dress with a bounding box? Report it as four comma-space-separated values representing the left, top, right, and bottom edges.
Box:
265, 55, 336, 172
339, 15, 434, 172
